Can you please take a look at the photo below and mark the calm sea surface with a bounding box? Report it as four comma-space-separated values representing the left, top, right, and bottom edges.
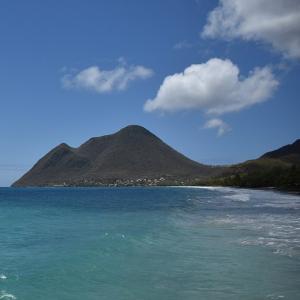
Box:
0, 187, 299, 300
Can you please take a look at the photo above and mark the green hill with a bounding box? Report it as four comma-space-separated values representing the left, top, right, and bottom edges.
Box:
206, 140, 300, 191
12, 125, 219, 187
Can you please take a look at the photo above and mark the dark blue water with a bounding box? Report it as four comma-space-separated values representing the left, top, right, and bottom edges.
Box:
0, 187, 299, 300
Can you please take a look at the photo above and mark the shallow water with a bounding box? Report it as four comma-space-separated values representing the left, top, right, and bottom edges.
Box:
0, 187, 299, 300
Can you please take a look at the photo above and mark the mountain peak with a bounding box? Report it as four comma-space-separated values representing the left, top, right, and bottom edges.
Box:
57, 142, 71, 149
117, 125, 153, 135
12, 125, 213, 187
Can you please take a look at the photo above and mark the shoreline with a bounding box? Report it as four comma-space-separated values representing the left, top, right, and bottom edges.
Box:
5, 184, 300, 195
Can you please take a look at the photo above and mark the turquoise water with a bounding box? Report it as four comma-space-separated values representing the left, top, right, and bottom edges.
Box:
0, 187, 299, 300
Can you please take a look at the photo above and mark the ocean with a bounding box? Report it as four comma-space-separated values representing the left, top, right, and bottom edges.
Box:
0, 186, 299, 300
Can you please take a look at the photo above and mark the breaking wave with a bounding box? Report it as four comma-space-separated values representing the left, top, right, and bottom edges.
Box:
0, 291, 16, 300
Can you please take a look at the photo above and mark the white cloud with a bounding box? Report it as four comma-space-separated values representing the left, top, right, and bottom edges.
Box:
144, 58, 278, 115
62, 63, 153, 93
202, 0, 300, 59
173, 41, 193, 50
204, 118, 231, 136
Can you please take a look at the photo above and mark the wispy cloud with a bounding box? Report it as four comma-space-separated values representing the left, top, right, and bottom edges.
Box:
204, 118, 231, 136
62, 61, 154, 93
202, 0, 300, 59
173, 41, 193, 50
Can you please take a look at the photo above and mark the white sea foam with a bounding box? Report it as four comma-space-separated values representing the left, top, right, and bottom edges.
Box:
224, 193, 250, 202
0, 274, 7, 280
0, 291, 16, 300
170, 186, 224, 190
266, 294, 285, 299
208, 212, 300, 257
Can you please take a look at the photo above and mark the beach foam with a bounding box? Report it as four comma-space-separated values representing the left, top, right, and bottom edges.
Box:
0, 275, 7, 280
0, 291, 16, 300
224, 193, 250, 202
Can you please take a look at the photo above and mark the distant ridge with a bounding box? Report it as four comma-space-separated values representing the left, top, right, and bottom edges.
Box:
261, 139, 300, 164
207, 139, 300, 191
12, 125, 217, 187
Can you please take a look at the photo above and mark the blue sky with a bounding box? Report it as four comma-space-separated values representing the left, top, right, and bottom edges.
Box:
0, 0, 299, 186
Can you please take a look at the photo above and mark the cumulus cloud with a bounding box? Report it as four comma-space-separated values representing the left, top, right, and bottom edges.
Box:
144, 58, 278, 115
62, 63, 153, 93
202, 0, 300, 59
204, 118, 231, 136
